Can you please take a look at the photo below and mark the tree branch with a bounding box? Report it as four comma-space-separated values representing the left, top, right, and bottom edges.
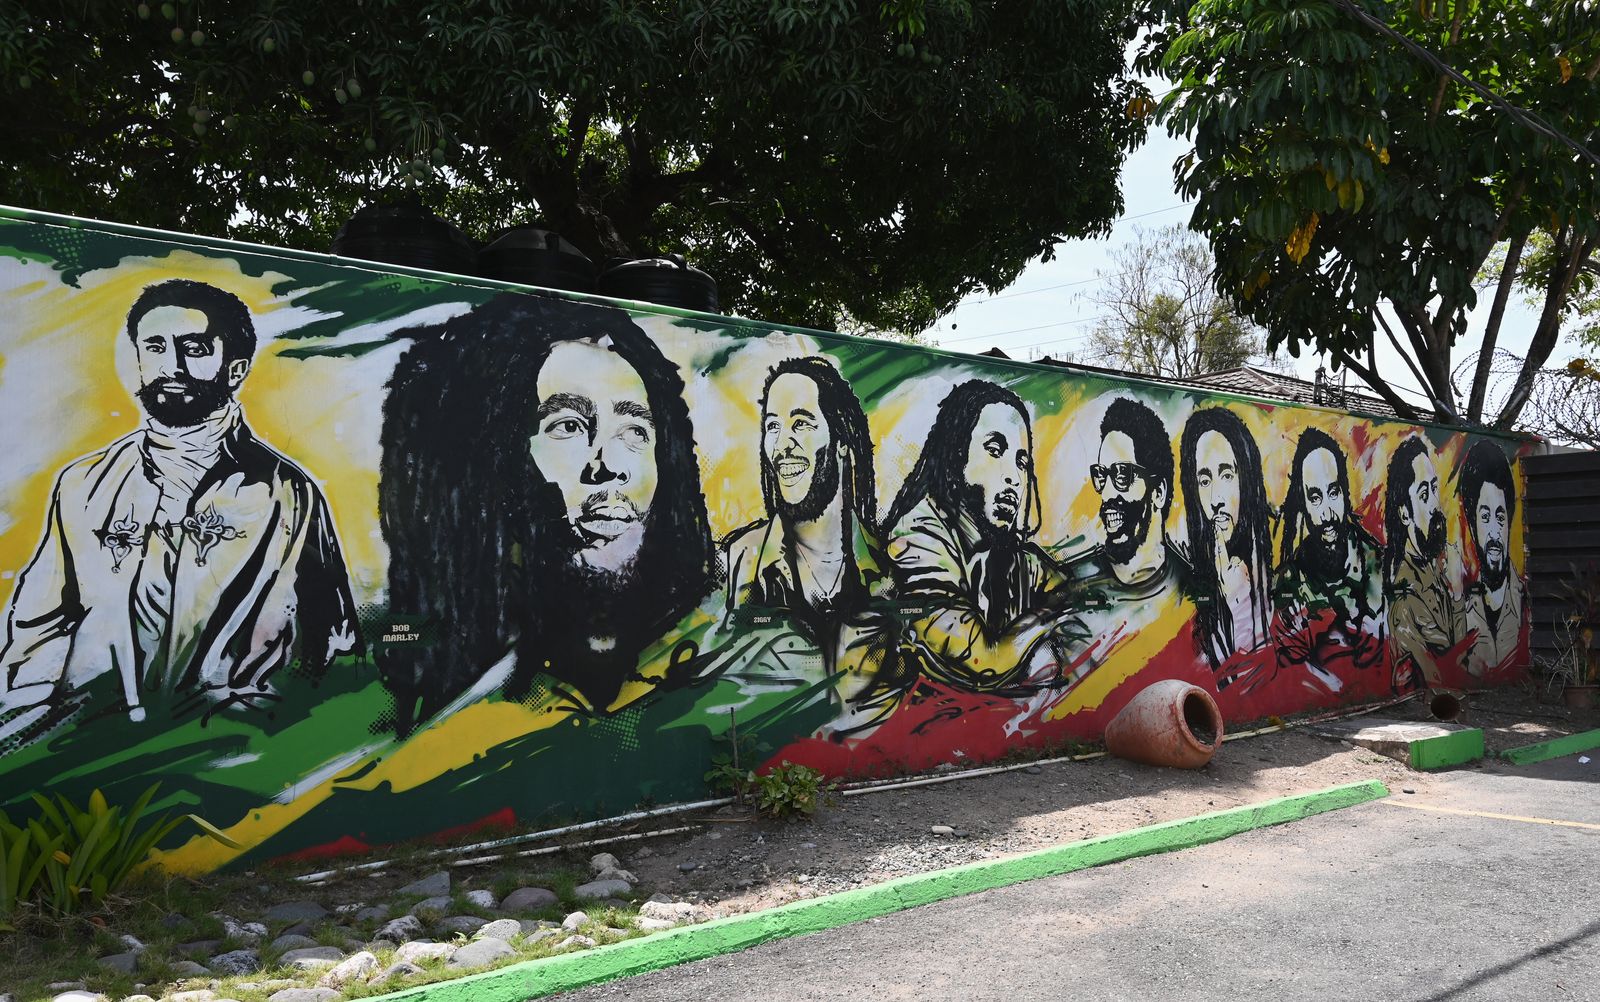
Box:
1336, 349, 1422, 421
1497, 231, 1597, 428
1468, 228, 1528, 422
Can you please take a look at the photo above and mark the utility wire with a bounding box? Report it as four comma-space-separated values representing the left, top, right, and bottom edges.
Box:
936, 313, 1113, 345
1329, 0, 1600, 172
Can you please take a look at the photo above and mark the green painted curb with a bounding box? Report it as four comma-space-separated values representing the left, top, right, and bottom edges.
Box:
366, 779, 1389, 1002
1499, 727, 1600, 766
1408, 728, 1485, 770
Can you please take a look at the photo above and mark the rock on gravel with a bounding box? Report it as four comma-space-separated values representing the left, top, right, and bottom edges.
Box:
561, 910, 590, 930
574, 878, 631, 900
50, 993, 105, 1002
635, 916, 678, 931
354, 904, 390, 923
409, 895, 453, 916
434, 914, 488, 935
446, 937, 514, 970
270, 934, 319, 952
475, 918, 522, 941
317, 950, 379, 989
375, 915, 426, 942
639, 900, 697, 922
499, 886, 558, 912
555, 935, 597, 950
279, 945, 344, 970
589, 852, 623, 873
399, 871, 451, 898
96, 952, 138, 973
395, 940, 457, 964
463, 889, 498, 909
264, 900, 329, 923
168, 992, 218, 1002
370, 961, 424, 984
266, 990, 341, 1002
171, 961, 211, 977
207, 949, 261, 975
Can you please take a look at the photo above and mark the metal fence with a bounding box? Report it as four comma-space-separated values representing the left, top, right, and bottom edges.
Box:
1523, 449, 1600, 674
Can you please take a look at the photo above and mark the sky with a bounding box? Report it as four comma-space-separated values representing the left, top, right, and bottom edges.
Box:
927, 118, 1568, 418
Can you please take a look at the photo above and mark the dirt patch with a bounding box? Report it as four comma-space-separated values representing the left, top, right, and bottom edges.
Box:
1385, 680, 1600, 754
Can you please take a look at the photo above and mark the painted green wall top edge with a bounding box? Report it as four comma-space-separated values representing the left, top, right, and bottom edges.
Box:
0, 202, 1532, 444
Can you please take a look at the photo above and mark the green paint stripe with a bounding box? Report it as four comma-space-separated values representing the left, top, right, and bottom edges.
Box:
1499, 728, 1600, 766
367, 780, 1389, 1002
1408, 729, 1485, 770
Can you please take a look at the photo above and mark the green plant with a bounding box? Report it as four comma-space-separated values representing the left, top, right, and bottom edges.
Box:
704, 708, 771, 808
1, 783, 239, 920
752, 761, 834, 819
1540, 561, 1600, 688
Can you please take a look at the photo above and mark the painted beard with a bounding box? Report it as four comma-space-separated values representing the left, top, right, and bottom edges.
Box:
137, 373, 232, 427
1101, 494, 1153, 565
772, 442, 839, 523
1477, 537, 1509, 589
957, 480, 1020, 550
1301, 515, 1348, 581
1414, 509, 1447, 561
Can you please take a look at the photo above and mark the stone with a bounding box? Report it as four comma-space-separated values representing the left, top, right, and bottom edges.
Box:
370, 961, 424, 983
434, 914, 488, 935
207, 949, 261, 976
119, 933, 147, 952
573, 878, 631, 900
241, 921, 269, 942
45, 988, 87, 995
409, 895, 452, 916
270, 933, 319, 952
639, 900, 696, 922
169, 992, 218, 1002
1025, 765, 1043, 775
375, 915, 426, 942
930, 824, 954, 835
498, 886, 558, 912
588, 851, 623, 874
97, 952, 139, 974
280, 945, 345, 969
263, 900, 329, 923
463, 889, 498, 909
595, 866, 637, 883
333, 902, 366, 914
179, 939, 224, 956
171, 961, 211, 977
50, 993, 105, 1002
635, 846, 655, 858
677, 862, 698, 872
561, 910, 589, 930
475, 918, 522, 941
266, 990, 341, 1002
446, 937, 514, 969
554, 935, 597, 950
121, 996, 156, 1002
316, 950, 379, 989
523, 928, 560, 946
395, 940, 457, 964
398, 871, 451, 898
354, 904, 390, 923
635, 917, 677, 931
161, 913, 190, 929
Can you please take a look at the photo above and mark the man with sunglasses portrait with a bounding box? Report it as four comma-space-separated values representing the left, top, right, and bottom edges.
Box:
1066, 396, 1190, 607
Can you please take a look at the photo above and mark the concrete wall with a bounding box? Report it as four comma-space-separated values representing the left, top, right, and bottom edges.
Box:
0, 209, 1532, 871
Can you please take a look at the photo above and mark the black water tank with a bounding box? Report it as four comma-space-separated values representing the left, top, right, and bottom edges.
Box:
331, 196, 477, 275
478, 226, 597, 293
598, 254, 718, 313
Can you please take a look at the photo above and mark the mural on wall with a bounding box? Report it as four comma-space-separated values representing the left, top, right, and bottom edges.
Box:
0, 211, 1534, 872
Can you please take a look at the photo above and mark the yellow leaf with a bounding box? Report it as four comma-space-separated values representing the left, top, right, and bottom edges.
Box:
1560, 55, 1573, 83
1337, 178, 1353, 209
1285, 213, 1320, 264
1378, 147, 1390, 165
1323, 167, 1337, 191
52, 850, 71, 865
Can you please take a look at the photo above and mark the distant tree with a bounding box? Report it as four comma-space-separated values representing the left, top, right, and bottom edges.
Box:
0, 0, 1151, 334
1084, 225, 1278, 378
1138, 0, 1600, 427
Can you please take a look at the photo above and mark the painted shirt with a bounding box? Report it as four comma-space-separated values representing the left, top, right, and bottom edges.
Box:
1387, 550, 1463, 689
885, 496, 1086, 694
0, 418, 360, 718
1270, 528, 1385, 694
722, 513, 905, 730
1463, 578, 1527, 678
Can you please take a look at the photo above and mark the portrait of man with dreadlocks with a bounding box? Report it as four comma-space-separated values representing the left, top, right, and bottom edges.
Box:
1270, 427, 1384, 695
1459, 441, 1527, 678
1384, 435, 1464, 691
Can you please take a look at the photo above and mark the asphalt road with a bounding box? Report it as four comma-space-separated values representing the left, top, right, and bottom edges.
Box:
554, 752, 1600, 1002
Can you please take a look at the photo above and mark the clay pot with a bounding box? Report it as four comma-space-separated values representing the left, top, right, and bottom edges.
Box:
1562, 684, 1598, 710
1104, 680, 1224, 769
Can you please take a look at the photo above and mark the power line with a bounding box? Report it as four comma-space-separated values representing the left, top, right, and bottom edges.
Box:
936, 313, 1113, 345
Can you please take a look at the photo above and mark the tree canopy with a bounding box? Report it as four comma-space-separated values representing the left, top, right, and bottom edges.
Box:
1082, 224, 1278, 378
1140, 0, 1600, 428
0, 0, 1150, 333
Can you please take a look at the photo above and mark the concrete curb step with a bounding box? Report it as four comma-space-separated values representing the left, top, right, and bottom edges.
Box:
1304, 718, 1484, 770
1499, 727, 1600, 766
366, 779, 1390, 1002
